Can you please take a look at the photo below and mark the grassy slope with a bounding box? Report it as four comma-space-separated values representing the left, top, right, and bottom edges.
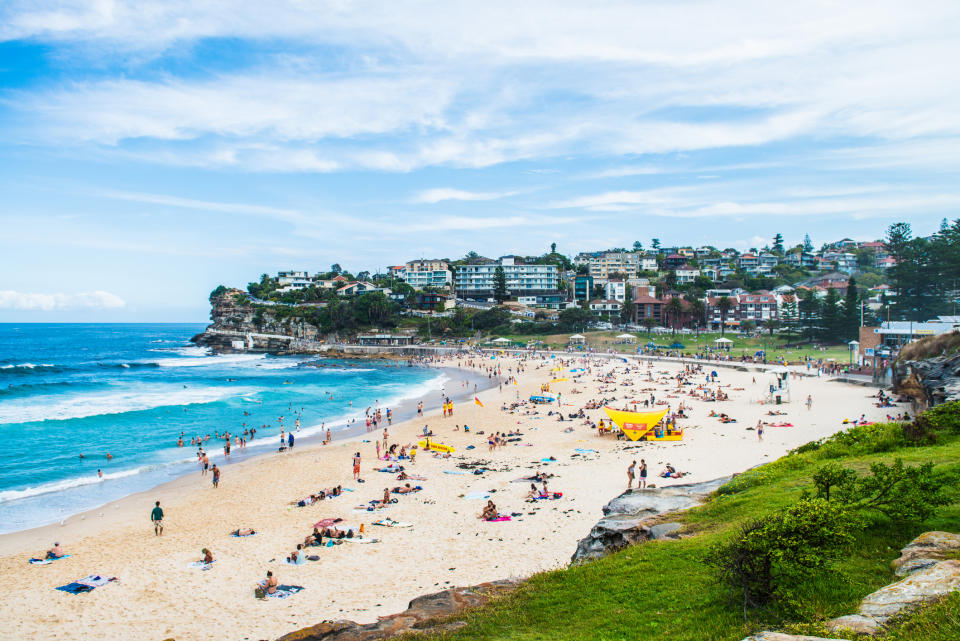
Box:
500, 330, 851, 362
413, 429, 960, 641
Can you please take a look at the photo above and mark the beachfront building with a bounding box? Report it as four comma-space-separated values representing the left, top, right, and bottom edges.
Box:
454, 256, 560, 306
573, 274, 594, 301
337, 281, 390, 297
406, 259, 449, 272
400, 269, 452, 290
736, 292, 779, 324
582, 251, 645, 282
633, 294, 663, 325
412, 292, 453, 312
589, 299, 622, 320
357, 334, 416, 346
674, 266, 700, 285
603, 279, 626, 302
277, 270, 312, 292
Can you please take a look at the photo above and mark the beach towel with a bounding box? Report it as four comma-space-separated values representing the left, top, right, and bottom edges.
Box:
343, 537, 379, 543
56, 575, 115, 593
230, 532, 256, 537
313, 518, 344, 528
484, 516, 511, 522
574, 448, 596, 454
533, 492, 563, 500
188, 561, 216, 570
267, 585, 304, 599
372, 518, 412, 528
769, 423, 794, 427
29, 554, 71, 565
443, 470, 469, 475
463, 491, 492, 500
283, 558, 308, 566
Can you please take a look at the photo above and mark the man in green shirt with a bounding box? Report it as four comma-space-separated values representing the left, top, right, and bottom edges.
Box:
150, 500, 164, 536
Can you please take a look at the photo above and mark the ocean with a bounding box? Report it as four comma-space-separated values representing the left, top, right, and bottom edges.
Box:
0, 324, 453, 534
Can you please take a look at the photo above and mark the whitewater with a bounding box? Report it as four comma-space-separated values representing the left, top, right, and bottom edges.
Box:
0, 324, 448, 533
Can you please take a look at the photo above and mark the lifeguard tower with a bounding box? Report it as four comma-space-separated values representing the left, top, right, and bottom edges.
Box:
764, 366, 791, 404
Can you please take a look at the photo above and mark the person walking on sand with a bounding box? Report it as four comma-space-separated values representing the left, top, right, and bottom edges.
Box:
806, 394, 813, 411
151, 500, 164, 536
639, 459, 647, 489
757, 422, 764, 441
627, 460, 636, 488
352, 452, 361, 480
212, 464, 220, 488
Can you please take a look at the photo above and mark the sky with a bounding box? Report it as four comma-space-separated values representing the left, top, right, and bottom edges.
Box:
1, 1, 959, 322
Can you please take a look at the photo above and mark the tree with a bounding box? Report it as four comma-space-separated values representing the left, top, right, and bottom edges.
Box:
717, 296, 733, 335
662, 270, 678, 291
558, 307, 594, 332
652, 238, 661, 252
356, 270, 370, 282
643, 316, 657, 335
709, 499, 859, 617
780, 298, 799, 340
803, 234, 814, 253
331, 263, 342, 273
687, 298, 706, 337
633, 240, 644, 252
764, 318, 781, 336
842, 277, 859, 340
550, 242, 557, 254
740, 319, 756, 334
665, 297, 685, 334
820, 288, 841, 341
620, 285, 635, 325
772, 233, 784, 255
493, 266, 508, 303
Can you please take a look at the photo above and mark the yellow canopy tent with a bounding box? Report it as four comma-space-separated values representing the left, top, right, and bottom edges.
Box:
602, 407, 682, 441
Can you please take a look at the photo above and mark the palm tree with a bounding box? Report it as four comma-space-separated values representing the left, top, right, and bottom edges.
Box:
687, 298, 706, 337
665, 297, 685, 335
717, 296, 733, 336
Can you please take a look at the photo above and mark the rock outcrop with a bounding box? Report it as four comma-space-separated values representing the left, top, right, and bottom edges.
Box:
277, 579, 519, 641
892, 530, 960, 577
827, 552, 960, 635
571, 476, 730, 563
893, 351, 960, 410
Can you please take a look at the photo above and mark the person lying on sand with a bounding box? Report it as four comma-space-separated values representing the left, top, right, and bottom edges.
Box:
46, 542, 65, 559
393, 483, 419, 494
232, 528, 256, 537
480, 500, 499, 521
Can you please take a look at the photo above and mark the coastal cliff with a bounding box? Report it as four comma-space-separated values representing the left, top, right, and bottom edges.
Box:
190, 288, 325, 353
892, 331, 960, 410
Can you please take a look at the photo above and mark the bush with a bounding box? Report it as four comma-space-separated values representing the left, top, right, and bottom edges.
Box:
838, 459, 949, 523
913, 401, 960, 435
811, 463, 856, 501
708, 498, 859, 618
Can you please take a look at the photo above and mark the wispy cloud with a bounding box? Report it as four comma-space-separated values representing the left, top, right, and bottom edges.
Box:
0, 290, 126, 311
412, 188, 518, 204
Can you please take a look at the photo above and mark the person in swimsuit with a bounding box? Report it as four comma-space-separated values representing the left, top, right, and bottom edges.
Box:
212, 464, 220, 488
46, 542, 65, 559
639, 459, 647, 489
352, 452, 361, 480
627, 460, 636, 488
257, 570, 278, 596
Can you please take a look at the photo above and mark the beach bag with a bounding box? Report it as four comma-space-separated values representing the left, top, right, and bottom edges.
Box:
255, 586, 266, 599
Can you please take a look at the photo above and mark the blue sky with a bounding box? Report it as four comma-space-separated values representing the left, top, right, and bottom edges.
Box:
1, 1, 959, 321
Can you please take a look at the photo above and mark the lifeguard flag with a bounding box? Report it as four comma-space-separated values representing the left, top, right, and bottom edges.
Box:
474, 397, 484, 407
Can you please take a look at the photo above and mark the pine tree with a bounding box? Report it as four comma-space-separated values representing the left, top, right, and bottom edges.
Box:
842, 277, 859, 340
803, 234, 814, 253
772, 233, 784, 255
820, 288, 840, 341
493, 266, 508, 303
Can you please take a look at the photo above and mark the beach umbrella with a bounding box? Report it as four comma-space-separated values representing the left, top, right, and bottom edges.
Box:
669, 342, 685, 349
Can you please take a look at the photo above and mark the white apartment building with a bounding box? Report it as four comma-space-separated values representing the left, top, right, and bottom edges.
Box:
586, 251, 644, 281
603, 280, 626, 302
454, 256, 559, 300
406, 259, 450, 272
401, 269, 452, 290
277, 270, 312, 292
675, 266, 701, 285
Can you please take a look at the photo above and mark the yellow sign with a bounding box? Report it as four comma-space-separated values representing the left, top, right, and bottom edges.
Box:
602, 407, 675, 441
418, 440, 455, 453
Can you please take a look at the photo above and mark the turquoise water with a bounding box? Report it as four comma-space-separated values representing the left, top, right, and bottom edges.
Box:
0, 324, 447, 533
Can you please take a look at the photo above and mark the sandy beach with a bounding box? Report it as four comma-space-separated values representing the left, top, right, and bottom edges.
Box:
0, 352, 895, 641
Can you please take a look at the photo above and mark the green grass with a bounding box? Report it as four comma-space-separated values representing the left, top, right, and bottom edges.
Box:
499, 330, 852, 363
408, 427, 960, 641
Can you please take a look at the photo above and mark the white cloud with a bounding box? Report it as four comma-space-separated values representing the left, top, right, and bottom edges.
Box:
0, 290, 126, 311
412, 188, 518, 204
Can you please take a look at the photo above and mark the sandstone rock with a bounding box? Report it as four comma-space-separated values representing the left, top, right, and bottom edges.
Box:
859, 559, 960, 622
571, 476, 731, 563
827, 559, 960, 635
892, 531, 960, 577
825, 613, 879, 636
893, 352, 960, 409
276, 579, 518, 641
649, 522, 683, 540
741, 632, 850, 641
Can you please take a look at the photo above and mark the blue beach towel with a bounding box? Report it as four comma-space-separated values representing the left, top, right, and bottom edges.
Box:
29, 554, 72, 565
574, 448, 596, 454
268, 585, 304, 599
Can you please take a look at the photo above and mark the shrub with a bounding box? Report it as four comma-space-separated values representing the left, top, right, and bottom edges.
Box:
913, 401, 960, 435
708, 498, 859, 618
838, 459, 949, 523
811, 463, 857, 501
